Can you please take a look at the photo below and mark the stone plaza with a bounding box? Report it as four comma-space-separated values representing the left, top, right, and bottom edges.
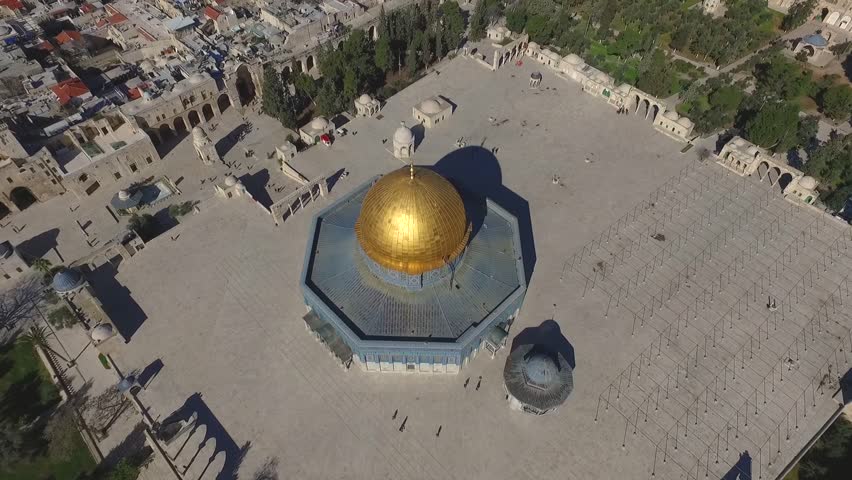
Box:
11, 55, 852, 479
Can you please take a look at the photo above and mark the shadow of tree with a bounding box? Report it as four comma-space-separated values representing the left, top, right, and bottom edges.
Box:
250, 456, 279, 480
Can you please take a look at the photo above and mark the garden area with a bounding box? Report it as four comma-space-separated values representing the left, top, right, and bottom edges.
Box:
784, 414, 852, 480
0, 339, 94, 480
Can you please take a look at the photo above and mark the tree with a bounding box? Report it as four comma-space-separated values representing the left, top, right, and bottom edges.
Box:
261, 65, 286, 119
670, 25, 692, 52
819, 85, 852, 120
636, 49, 675, 98
753, 55, 813, 101
0, 420, 29, 468
781, 0, 816, 31
31, 258, 52, 274
743, 102, 803, 152
506, 6, 527, 33
469, 0, 488, 41
21, 324, 68, 361
375, 34, 392, 72
596, 0, 618, 38
438, 1, 465, 51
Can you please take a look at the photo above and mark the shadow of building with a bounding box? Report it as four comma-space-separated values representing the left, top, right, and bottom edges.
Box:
86, 262, 147, 341
433, 146, 536, 283
510, 319, 575, 369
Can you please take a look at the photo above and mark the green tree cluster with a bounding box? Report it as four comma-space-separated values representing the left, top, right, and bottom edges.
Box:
819, 84, 852, 121
470, 0, 503, 41
781, 0, 816, 31
677, 75, 745, 134
797, 415, 852, 480
261, 66, 299, 129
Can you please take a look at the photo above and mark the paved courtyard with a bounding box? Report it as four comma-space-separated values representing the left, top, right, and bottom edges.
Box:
60, 56, 852, 479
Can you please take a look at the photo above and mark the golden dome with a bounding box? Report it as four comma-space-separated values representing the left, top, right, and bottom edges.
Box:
355, 166, 471, 275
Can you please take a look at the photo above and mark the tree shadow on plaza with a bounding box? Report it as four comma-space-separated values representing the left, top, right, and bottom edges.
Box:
239, 169, 273, 209
86, 263, 147, 342
17, 228, 60, 259
510, 319, 575, 369
433, 146, 536, 283
721, 451, 752, 480
159, 392, 251, 480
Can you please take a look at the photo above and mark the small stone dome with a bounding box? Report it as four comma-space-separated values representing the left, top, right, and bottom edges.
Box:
139, 60, 154, 72
224, 175, 238, 187
663, 111, 679, 121
593, 71, 609, 82
563, 53, 582, 65
52, 268, 85, 294
677, 117, 694, 128
357, 94, 372, 104
90, 323, 115, 342
310, 116, 329, 131
733, 137, 747, 147
118, 190, 130, 201
419, 99, 442, 114
530, 71, 542, 80
192, 126, 210, 145
746, 146, 761, 156
617, 83, 631, 93
393, 124, 414, 144
528, 41, 540, 49
799, 176, 817, 190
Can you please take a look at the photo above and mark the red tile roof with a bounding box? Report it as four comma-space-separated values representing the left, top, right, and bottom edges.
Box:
0, 0, 24, 11
80, 2, 95, 13
55, 30, 82, 45
50, 78, 90, 105
204, 5, 221, 20
108, 12, 128, 24
95, 18, 108, 28
127, 87, 142, 100
37, 40, 55, 52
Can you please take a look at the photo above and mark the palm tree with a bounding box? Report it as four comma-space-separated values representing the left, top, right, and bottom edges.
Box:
31, 258, 52, 274
21, 325, 67, 362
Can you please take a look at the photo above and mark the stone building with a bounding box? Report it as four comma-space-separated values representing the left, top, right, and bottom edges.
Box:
466, 26, 529, 71
120, 72, 224, 147
503, 343, 573, 415
524, 43, 695, 142
48, 110, 160, 199
354, 93, 380, 117
0, 149, 66, 217
192, 126, 218, 166
412, 97, 453, 128
717, 136, 819, 206
392, 122, 414, 159
792, 33, 835, 66
0, 240, 29, 282
301, 160, 527, 374
299, 116, 333, 146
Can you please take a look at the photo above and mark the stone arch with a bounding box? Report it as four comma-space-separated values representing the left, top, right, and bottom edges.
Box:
0, 201, 9, 221
778, 172, 794, 192
236, 64, 257, 105
826, 11, 840, 25
368, 25, 376, 40
174, 116, 188, 133
282, 65, 291, 75
202, 103, 215, 122
159, 124, 174, 140
649, 104, 660, 121
802, 45, 816, 57
217, 93, 232, 113
756, 161, 770, 180
767, 166, 781, 185
188, 110, 201, 127
9, 186, 37, 211
306, 55, 315, 72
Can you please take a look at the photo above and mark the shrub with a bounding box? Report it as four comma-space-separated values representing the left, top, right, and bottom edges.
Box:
47, 306, 77, 329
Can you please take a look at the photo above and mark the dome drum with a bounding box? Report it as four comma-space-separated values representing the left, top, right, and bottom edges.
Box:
358, 241, 468, 290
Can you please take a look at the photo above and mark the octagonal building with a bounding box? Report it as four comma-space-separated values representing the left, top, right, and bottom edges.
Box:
300, 164, 527, 374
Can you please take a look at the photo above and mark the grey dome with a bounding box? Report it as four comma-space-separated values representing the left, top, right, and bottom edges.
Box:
90, 323, 115, 342
52, 268, 85, 293
504, 344, 573, 412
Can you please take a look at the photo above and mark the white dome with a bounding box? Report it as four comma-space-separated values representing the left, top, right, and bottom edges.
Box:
563, 54, 582, 65
617, 83, 631, 93
746, 146, 760, 156
310, 116, 329, 131
663, 111, 679, 121
139, 60, 154, 71
192, 126, 209, 144
528, 41, 540, 49
677, 117, 693, 128
224, 175, 238, 187
419, 99, 442, 114
90, 323, 115, 342
799, 176, 817, 190
733, 137, 747, 147
118, 190, 130, 201
394, 125, 414, 144
357, 94, 372, 104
